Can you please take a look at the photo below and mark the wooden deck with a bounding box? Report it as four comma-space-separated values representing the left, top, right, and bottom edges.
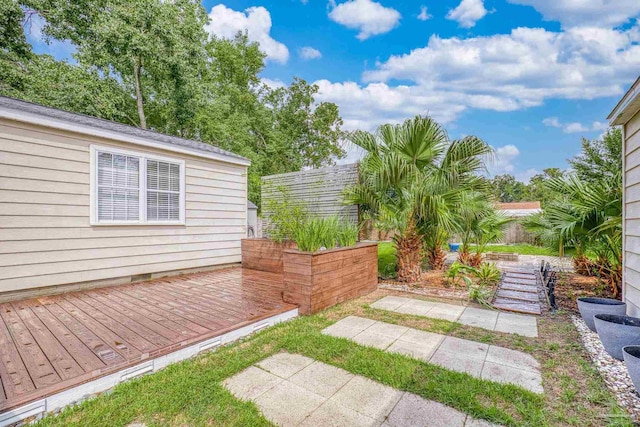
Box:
0, 267, 296, 414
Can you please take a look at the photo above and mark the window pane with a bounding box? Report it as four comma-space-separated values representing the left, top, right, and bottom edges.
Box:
169, 193, 180, 220
158, 192, 169, 220
147, 160, 158, 190
170, 164, 180, 192
159, 162, 169, 191
98, 152, 113, 186
147, 191, 158, 220
97, 151, 140, 222
126, 189, 139, 220
98, 187, 113, 220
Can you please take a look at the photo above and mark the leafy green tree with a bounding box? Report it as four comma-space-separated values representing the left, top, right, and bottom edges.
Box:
0, 0, 33, 95
489, 174, 528, 202
568, 128, 622, 183
525, 168, 565, 206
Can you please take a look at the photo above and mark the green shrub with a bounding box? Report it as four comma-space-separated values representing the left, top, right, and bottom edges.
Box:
262, 186, 308, 243
337, 221, 359, 247
473, 263, 501, 287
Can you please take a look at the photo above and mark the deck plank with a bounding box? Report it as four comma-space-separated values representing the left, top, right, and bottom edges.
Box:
0, 303, 61, 388
12, 301, 104, 379
0, 310, 35, 399
40, 301, 127, 367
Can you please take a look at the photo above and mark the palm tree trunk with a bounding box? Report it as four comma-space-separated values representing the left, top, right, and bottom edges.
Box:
395, 220, 422, 282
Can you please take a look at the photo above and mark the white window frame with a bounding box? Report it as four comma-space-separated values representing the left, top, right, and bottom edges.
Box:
90, 145, 186, 226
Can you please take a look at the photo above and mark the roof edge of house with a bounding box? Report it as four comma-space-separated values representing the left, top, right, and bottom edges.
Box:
608, 76, 640, 126
0, 96, 251, 167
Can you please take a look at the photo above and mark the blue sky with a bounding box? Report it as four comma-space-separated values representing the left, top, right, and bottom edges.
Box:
30, 0, 640, 182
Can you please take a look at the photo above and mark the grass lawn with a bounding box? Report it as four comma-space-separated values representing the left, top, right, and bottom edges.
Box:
378, 241, 397, 278
34, 289, 631, 427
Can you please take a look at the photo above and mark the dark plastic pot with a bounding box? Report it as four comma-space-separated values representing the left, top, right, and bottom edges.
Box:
623, 346, 640, 393
594, 314, 640, 360
577, 297, 626, 332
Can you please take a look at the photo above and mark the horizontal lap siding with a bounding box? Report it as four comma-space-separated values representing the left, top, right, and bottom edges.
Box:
625, 110, 640, 316
0, 119, 247, 293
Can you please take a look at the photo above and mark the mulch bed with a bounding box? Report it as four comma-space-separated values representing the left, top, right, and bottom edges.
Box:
554, 272, 616, 312
379, 270, 470, 300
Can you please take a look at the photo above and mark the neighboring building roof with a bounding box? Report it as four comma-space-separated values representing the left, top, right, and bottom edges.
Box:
0, 96, 250, 166
608, 76, 640, 126
247, 200, 258, 209
497, 201, 542, 217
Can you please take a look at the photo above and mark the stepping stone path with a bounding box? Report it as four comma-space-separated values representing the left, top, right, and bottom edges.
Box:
493, 268, 541, 315
224, 352, 503, 426
371, 296, 538, 337
323, 316, 543, 394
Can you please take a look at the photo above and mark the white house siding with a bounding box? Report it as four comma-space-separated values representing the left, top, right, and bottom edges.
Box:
624, 109, 640, 316
0, 117, 247, 295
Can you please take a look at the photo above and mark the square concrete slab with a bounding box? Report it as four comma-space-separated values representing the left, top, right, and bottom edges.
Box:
289, 361, 354, 398
458, 308, 499, 330
299, 400, 379, 427
494, 313, 538, 337
481, 361, 544, 394
429, 350, 484, 376
367, 321, 410, 339
394, 301, 434, 317
257, 353, 315, 379
438, 337, 489, 360
486, 346, 540, 372
425, 304, 465, 322
322, 322, 365, 339
371, 296, 410, 312
254, 380, 326, 426
385, 393, 466, 427
352, 330, 397, 350
223, 366, 283, 401
329, 375, 403, 421
398, 328, 445, 347
387, 338, 439, 362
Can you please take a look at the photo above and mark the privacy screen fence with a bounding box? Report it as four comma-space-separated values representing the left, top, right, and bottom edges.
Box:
261, 163, 359, 234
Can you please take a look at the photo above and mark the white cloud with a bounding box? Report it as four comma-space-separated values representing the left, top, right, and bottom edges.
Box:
508, 0, 640, 28
261, 78, 287, 90
363, 25, 640, 111
328, 0, 401, 40
542, 117, 609, 134
206, 5, 289, 63
489, 144, 520, 175
446, 0, 488, 28
299, 46, 322, 60
417, 6, 432, 21
516, 168, 539, 183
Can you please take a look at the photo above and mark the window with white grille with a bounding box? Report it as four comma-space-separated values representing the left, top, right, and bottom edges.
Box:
91, 146, 184, 225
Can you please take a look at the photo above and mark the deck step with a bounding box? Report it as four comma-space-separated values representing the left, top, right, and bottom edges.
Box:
496, 290, 539, 302
500, 283, 538, 293
493, 298, 542, 315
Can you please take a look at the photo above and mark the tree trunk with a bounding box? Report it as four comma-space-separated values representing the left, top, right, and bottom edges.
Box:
395, 220, 423, 282
133, 57, 146, 129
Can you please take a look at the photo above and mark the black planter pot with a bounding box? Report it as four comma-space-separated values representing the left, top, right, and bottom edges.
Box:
595, 314, 640, 361
623, 346, 640, 393
577, 297, 626, 332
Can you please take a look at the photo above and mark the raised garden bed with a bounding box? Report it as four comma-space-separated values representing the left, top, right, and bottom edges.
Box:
241, 238, 296, 274
283, 242, 378, 315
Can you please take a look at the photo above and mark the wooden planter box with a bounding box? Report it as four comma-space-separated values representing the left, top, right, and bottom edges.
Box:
241, 238, 296, 274
283, 242, 378, 315
485, 252, 519, 262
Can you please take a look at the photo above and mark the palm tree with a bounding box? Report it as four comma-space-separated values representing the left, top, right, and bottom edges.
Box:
344, 115, 493, 281
522, 171, 622, 295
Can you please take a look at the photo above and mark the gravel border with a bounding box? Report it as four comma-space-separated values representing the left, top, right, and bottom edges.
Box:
378, 282, 469, 300
572, 315, 640, 421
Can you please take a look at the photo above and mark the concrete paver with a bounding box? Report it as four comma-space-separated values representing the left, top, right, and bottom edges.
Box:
371, 296, 538, 337
223, 353, 504, 426
323, 316, 543, 394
